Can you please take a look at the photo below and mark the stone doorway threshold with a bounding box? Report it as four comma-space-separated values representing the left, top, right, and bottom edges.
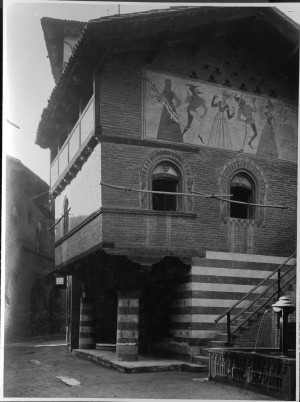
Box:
73, 349, 207, 373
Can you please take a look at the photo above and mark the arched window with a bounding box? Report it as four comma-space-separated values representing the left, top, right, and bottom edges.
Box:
152, 163, 180, 211
63, 198, 69, 235
230, 173, 255, 219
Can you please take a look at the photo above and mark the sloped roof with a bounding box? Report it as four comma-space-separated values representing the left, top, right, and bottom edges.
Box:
36, 6, 299, 149
7, 155, 49, 192
6, 156, 52, 217
41, 17, 86, 83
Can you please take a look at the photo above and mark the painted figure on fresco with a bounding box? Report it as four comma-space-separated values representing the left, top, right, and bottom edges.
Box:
182, 84, 208, 144
146, 77, 183, 142
234, 94, 258, 152
280, 108, 297, 147
207, 90, 235, 150
156, 79, 183, 142
256, 100, 278, 158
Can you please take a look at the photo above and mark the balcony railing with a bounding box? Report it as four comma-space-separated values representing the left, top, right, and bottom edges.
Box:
50, 96, 95, 187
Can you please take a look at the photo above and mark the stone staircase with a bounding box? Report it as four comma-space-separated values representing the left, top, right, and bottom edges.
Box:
191, 282, 296, 370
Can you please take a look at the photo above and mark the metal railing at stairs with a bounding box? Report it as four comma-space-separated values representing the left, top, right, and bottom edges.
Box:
215, 252, 296, 346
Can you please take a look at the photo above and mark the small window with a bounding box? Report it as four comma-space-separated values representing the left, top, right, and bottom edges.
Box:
152, 164, 180, 211
230, 173, 255, 219
63, 198, 69, 235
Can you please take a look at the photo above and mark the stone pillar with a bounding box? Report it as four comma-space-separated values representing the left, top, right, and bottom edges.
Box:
116, 290, 139, 361
78, 293, 96, 350
68, 276, 81, 351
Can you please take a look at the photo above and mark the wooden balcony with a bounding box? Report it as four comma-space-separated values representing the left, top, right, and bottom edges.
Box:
50, 96, 100, 197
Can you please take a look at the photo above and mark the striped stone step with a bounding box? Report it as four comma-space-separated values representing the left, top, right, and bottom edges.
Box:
236, 310, 263, 322
198, 347, 210, 356
216, 332, 241, 342
191, 355, 209, 366
209, 340, 228, 347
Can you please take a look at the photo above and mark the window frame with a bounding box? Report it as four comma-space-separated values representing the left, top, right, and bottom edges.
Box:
229, 172, 256, 220
220, 160, 267, 227
150, 162, 182, 212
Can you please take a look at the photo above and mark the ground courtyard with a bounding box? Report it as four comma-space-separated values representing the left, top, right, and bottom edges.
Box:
4, 336, 276, 400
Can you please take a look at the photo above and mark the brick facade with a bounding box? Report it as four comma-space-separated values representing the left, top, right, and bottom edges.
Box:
39, 9, 297, 356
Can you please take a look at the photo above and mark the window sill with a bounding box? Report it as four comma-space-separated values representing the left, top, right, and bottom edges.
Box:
222, 217, 265, 228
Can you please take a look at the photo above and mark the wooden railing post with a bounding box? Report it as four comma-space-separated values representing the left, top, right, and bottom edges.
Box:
227, 312, 231, 346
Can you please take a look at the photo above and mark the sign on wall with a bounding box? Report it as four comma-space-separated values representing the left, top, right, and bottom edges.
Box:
144, 70, 298, 163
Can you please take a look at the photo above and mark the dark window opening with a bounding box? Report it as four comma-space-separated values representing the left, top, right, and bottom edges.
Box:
230, 174, 255, 219
152, 178, 178, 211
152, 164, 180, 212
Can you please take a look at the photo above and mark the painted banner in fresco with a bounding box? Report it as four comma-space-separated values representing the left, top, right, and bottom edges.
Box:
144, 70, 298, 162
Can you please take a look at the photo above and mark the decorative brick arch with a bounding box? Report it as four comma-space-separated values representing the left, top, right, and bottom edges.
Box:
140, 150, 195, 211
218, 158, 268, 225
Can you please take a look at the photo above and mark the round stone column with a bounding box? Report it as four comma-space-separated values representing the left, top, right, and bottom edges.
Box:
116, 290, 139, 361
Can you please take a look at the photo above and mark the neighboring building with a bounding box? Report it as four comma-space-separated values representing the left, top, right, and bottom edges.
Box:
36, 7, 298, 360
5, 156, 65, 341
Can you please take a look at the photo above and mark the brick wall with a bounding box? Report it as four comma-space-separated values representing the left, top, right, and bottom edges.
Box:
100, 142, 296, 257
99, 35, 297, 141
56, 30, 297, 264
169, 252, 296, 346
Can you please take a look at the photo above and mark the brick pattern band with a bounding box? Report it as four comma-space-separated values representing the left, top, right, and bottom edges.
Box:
79, 297, 96, 349
116, 290, 139, 361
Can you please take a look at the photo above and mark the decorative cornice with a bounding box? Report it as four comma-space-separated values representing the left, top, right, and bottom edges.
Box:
99, 134, 200, 153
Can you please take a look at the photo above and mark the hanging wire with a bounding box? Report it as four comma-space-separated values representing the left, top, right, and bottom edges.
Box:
192, 190, 288, 210
47, 207, 71, 231
100, 181, 232, 198
100, 182, 288, 210
31, 189, 50, 200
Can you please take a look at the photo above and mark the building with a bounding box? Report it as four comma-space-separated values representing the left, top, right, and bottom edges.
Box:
36, 7, 298, 361
5, 156, 65, 341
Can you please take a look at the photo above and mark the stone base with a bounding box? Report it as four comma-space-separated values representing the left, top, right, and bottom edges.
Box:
209, 348, 295, 401
73, 349, 207, 373
116, 344, 138, 361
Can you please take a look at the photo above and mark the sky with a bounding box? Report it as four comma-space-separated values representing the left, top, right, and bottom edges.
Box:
3, 1, 300, 184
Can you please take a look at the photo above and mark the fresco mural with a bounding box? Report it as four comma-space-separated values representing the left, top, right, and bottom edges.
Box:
144, 70, 298, 162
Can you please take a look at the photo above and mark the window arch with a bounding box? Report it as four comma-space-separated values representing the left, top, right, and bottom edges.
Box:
63, 198, 69, 235
140, 150, 194, 212
230, 172, 255, 219
219, 159, 267, 225
151, 163, 181, 211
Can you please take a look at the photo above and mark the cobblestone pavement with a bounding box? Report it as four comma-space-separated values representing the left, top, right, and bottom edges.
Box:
4, 338, 275, 400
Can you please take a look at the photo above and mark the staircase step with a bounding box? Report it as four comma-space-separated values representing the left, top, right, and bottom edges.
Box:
216, 332, 240, 342
199, 347, 210, 356
209, 340, 229, 347
191, 355, 209, 365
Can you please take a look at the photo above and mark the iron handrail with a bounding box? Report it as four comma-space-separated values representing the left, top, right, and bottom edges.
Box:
231, 272, 296, 334
215, 251, 296, 324
230, 263, 296, 325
